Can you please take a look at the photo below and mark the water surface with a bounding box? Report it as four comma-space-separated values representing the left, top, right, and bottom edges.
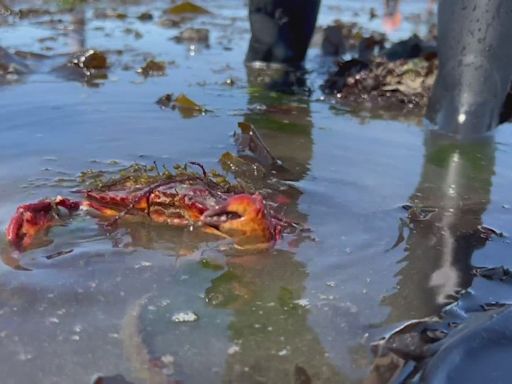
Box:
1, 1, 512, 383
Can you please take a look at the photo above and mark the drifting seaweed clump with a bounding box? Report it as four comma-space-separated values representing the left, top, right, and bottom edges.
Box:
78, 161, 244, 194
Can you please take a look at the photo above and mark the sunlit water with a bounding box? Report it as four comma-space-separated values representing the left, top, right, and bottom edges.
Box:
1, 1, 512, 383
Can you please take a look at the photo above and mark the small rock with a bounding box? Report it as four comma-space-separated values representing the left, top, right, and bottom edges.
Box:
227, 345, 240, 354
224, 77, 236, 86
293, 299, 310, 308
72, 49, 108, 70
93, 9, 127, 19
137, 11, 153, 21
172, 311, 199, 323
174, 27, 209, 44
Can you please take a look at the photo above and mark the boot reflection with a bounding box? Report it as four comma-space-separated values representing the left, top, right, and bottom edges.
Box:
206, 250, 346, 383
384, 131, 495, 322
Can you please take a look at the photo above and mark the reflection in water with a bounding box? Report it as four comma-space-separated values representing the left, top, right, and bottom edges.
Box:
244, 64, 313, 182
215, 66, 343, 383
69, 8, 86, 53
364, 133, 496, 384
5, 1, 498, 383
241, 64, 315, 229
211, 250, 345, 383
383, 132, 495, 322
115, 67, 345, 384
119, 251, 345, 384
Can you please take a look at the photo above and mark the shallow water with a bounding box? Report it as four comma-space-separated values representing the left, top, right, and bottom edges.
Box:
1, 1, 512, 383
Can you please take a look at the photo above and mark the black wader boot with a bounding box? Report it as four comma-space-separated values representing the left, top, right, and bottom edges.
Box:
246, 0, 321, 66
427, 0, 512, 138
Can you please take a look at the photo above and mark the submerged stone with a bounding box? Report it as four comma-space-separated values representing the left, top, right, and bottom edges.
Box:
174, 27, 209, 44
72, 49, 108, 70
171, 311, 199, 323
137, 11, 153, 21
52, 49, 108, 86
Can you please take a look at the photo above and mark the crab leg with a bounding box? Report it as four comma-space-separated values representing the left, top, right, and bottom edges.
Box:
84, 190, 150, 214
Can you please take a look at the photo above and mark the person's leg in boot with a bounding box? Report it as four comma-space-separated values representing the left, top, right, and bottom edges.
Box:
426, 0, 512, 138
246, 0, 321, 66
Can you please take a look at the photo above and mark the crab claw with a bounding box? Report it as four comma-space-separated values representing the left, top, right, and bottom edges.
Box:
6, 197, 80, 251
201, 193, 278, 250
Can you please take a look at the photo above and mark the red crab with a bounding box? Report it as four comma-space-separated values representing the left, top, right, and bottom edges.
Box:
6, 175, 289, 254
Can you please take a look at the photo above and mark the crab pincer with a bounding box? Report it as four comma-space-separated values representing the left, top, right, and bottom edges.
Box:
6, 196, 80, 251
201, 193, 281, 251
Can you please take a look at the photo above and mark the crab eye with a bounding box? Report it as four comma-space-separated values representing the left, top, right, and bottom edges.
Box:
222, 212, 242, 220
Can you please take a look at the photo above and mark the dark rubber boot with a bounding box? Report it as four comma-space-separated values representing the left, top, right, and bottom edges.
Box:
246, 0, 321, 66
426, 0, 512, 138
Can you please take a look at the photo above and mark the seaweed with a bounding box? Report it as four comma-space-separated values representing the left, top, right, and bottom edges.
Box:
78, 161, 243, 194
